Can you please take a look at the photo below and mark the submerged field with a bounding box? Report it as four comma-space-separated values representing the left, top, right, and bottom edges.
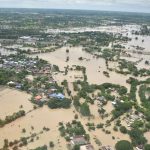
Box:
0, 89, 131, 150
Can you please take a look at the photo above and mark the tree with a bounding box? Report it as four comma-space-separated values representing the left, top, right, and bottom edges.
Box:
144, 144, 150, 150
120, 126, 127, 134
129, 128, 147, 146
49, 141, 54, 148
115, 140, 133, 150
80, 102, 91, 116
21, 137, 27, 145
3, 139, 9, 148
22, 128, 26, 133
34, 145, 47, 150
73, 145, 80, 150
48, 98, 71, 109
66, 49, 69, 53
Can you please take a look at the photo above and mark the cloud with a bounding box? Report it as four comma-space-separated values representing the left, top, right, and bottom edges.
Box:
0, 0, 150, 12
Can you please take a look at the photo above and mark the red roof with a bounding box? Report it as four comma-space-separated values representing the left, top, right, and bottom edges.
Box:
35, 95, 42, 101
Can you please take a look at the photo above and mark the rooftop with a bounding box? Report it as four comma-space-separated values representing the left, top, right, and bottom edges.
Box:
71, 135, 87, 146
80, 144, 94, 150
35, 95, 42, 101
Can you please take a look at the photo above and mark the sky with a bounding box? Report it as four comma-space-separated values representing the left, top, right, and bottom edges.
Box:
0, 0, 150, 13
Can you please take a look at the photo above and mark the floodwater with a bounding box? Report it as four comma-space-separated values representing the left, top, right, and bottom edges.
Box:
0, 106, 75, 149
46, 25, 127, 34
0, 87, 131, 149
1, 24, 150, 149
32, 47, 131, 90
0, 87, 33, 119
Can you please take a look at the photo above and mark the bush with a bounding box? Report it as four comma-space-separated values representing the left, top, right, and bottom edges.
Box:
80, 102, 91, 116
48, 98, 71, 109
49, 141, 54, 148
120, 126, 127, 134
115, 140, 133, 150
129, 128, 147, 146
144, 144, 150, 150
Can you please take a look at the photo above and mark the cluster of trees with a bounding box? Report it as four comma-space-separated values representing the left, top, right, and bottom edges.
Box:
58, 120, 88, 140
0, 69, 15, 85
102, 48, 120, 61
117, 59, 150, 77
74, 66, 87, 82
99, 83, 128, 96
61, 80, 71, 96
134, 25, 150, 35
48, 98, 71, 109
0, 28, 41, 39
52, 65, 60, 72
118, 59, 138, 76
127, 77, 139, 101
33, 142, 54, 150
67, 31, 114, 47
112, 101, 132, 118
129, 128, 147, 146
33, 145, 48, 150
115, 140, 133, 150
0, 110, 25, 127
139, 85, 150, 109
80, 102, 91, 116
73, 96, 91, 116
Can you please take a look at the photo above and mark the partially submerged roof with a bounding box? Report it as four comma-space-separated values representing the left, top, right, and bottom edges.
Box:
71, 135, 87, 146
80, 144, 94, 150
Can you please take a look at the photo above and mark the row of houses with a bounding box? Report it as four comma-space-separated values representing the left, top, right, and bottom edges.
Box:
34, 93, 65, 102
0, 56, 52, 77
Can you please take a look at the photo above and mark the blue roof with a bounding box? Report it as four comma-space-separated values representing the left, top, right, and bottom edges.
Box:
15, 84, 22, 89
49, 93, 65, 99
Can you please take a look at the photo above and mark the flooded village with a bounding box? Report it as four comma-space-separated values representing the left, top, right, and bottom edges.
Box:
0, 9, 150, 150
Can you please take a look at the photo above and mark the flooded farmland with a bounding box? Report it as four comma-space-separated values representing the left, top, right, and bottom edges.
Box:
33, 47, 131, 89
0, 8, 150, 150
0, 87, 33, 119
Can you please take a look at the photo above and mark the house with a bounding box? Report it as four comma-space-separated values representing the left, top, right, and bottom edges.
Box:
20, 36, 31, 40
80, 144, 94, 150
51, 88, 57, 92
46, 88, 57, 95
136, 145, 144, 150
71, 135, 87, 146
35, 95, 42, 101
112, 101, 117, 105
97, 96, 105, 101
7, 81, 15, 85
49, 93, 65, 99
101, 146, 114, 150
15, 83, 22, 89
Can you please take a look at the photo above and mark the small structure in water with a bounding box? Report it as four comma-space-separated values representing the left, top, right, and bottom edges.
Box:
70, 135, 87, 146
49, 93, 65, 99
80, 144, 94, 150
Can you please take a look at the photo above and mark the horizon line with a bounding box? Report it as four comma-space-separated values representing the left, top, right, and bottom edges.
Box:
0, 7, 150, 15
